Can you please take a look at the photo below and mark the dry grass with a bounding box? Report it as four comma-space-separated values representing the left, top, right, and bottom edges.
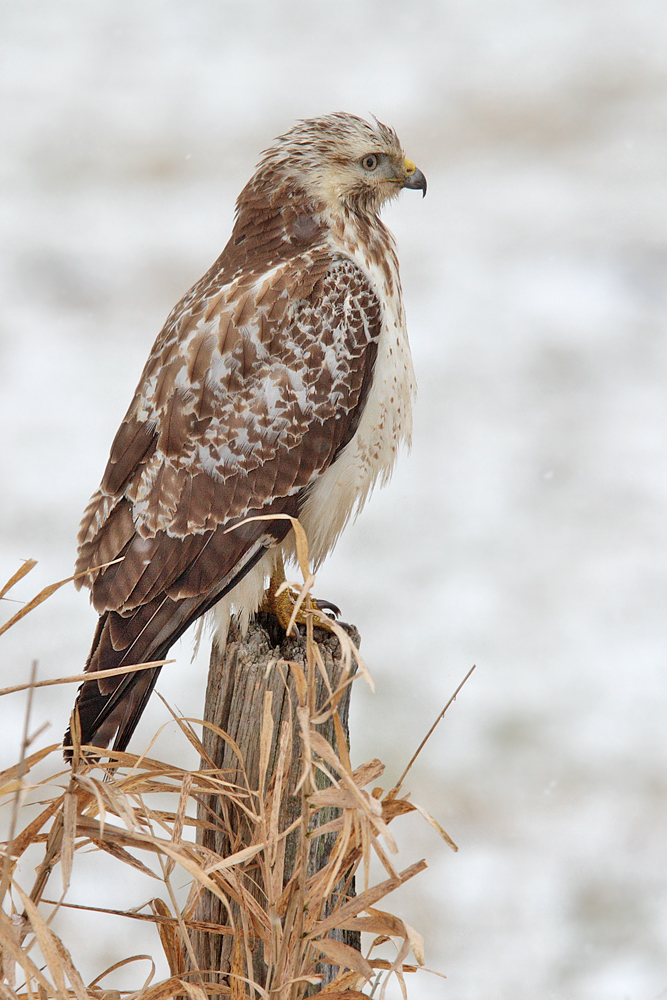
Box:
0, 555, 460, 1000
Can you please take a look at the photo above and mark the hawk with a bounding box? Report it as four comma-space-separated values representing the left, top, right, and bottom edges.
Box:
64, 112, 426, 758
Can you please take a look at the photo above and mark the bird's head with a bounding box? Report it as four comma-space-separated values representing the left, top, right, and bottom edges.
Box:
249, 112, 426, 218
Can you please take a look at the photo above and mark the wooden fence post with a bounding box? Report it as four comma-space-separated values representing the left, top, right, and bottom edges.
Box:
193, 611, 360, 991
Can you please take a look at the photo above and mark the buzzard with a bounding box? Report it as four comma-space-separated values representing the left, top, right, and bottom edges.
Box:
64, 112, 426, 758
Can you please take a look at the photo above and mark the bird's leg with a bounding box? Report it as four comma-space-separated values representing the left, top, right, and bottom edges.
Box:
261, 554, 339, 635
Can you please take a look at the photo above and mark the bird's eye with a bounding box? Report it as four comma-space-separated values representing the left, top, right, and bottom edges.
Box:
361, 154, 379, 171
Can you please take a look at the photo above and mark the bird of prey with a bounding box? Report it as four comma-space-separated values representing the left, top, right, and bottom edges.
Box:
64, 112, 426, 758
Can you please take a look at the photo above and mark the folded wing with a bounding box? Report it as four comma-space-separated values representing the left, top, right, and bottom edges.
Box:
65, 251, 382, 755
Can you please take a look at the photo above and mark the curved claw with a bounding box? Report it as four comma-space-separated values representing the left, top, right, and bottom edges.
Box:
314, 598, 341, 619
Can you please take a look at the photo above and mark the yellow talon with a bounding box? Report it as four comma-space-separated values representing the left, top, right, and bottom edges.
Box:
261, 556, 335, 635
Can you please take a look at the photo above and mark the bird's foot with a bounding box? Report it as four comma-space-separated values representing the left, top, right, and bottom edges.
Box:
261, 559, 339, 636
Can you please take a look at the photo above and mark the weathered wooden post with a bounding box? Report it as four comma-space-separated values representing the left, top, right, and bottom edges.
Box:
194, 611, 360, 992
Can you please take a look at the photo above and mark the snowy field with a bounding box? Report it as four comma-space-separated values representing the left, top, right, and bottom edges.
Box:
2, 2, 667, 997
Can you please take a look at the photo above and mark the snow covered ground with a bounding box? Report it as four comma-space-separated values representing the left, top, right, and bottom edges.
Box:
2, 2, 667, 997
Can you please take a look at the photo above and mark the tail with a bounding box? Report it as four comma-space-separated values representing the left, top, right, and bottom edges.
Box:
64, 535, 276, 761
63, 593, 190, 759
65, 500, 298, 761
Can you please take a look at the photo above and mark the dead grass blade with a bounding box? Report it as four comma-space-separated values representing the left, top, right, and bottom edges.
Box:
393, 663, 476, 794
311, 939, 373, 983
164, 773, 191, 879
0, 560, 37, 601
0, 563, 123, 639
309, 991, 368, 999
60, 791, 77, 896
0, 660, 40, 914
410, 803, 458, 852
51, 934, 89, 1000
0, 662, 173, 700
0, 746, 61, 794
0, 905, 53, 995
91, 838, 161, 880
87, 953, 155, 990
138, 977, 230, 1000
310, 861, 427, 938
258, 691, 273, 796
15, 887, 68, 1000
149, 899, 183, 978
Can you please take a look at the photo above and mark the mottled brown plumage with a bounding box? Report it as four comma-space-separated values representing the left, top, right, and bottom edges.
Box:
65, 112, 425, 758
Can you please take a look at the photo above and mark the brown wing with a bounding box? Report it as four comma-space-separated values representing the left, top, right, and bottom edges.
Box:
66, 250, 382, 756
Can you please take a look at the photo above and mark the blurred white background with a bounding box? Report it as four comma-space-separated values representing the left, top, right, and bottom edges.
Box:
2, 2, 667, 997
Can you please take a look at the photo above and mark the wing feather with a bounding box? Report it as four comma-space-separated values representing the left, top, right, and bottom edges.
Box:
79, 252, 381, 591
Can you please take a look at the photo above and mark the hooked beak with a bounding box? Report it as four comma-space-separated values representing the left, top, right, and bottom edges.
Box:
402, 158, 427, 197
